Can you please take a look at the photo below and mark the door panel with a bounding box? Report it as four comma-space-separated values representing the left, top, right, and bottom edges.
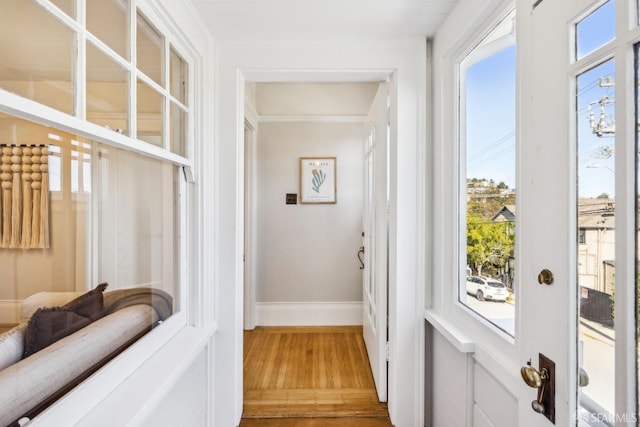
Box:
362, 82, 389, 402
518, 0, 639, 424
517, 0, 579, 424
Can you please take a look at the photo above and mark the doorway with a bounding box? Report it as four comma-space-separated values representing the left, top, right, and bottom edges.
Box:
241, 80, 392, 420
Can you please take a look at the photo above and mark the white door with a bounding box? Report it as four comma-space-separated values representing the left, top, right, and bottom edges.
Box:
518, 0, 639, 424
362, 82, 389, 402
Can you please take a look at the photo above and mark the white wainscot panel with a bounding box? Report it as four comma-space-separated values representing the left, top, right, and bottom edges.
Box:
473, 404, 495, 427
140, 351, 207, 426
473, 362, 517, 427
432, 330, 470, 427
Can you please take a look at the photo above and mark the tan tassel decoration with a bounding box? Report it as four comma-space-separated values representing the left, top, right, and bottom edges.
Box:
1, 147, 13, 248
21, 147, 32, 248
10, 146, 22, 248
39, 147, 49, 249
30, 147, 42, 248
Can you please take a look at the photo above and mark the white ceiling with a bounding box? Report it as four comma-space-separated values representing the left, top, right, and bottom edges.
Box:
190, 0, 459, 42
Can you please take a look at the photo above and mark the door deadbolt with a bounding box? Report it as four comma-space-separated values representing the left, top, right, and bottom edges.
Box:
537, 269, 554, 285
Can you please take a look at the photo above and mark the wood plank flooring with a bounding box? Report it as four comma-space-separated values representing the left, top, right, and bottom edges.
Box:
241, 326, 391, 426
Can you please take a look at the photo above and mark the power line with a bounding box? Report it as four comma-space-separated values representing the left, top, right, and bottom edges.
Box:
467, 130, 515, 169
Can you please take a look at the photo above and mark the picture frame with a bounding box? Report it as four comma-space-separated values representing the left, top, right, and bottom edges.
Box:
299, 157, 337, 204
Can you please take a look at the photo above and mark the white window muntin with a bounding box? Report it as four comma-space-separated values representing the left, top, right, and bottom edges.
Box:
17, 0, 193, 157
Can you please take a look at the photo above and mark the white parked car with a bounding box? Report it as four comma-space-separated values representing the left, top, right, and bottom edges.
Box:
465, 276, 508, 302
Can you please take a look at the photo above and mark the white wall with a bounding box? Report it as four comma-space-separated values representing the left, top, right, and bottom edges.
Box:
254, 120, 365, 326
256, 121, 363, 303
255, 82, 378, 116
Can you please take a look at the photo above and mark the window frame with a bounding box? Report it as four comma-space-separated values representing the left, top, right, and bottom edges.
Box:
567, 0, 640, 420
0, 0, 203, 421
455, 4, 518, 343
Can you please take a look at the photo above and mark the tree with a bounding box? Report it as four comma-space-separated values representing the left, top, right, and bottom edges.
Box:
467, 213, 514, 278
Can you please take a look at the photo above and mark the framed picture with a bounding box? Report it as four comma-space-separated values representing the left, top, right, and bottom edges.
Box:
299, 157, 337, 204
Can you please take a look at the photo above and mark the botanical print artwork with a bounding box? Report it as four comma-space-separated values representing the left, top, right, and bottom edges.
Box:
300, 157, 336, 203
311, 168, 326, 193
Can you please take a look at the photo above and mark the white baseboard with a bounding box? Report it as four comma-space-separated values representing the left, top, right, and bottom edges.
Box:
0, 300, 20, 324
256, 302, 363, 326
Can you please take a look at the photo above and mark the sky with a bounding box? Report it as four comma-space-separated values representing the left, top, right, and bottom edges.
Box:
465, 0, 619, 198
466, 44, 516, 189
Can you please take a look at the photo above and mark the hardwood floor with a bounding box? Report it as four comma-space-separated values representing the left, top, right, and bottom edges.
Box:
241, 326, 391, 426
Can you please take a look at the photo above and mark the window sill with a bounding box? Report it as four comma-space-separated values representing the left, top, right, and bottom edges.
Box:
424, 309, 475, 353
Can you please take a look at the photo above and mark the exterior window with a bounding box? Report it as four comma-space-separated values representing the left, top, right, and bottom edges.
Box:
575, 0, 616, 60
575, 1, 617, 417
459, 10, 516, 336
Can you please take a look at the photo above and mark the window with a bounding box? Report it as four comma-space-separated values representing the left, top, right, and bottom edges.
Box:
0, 0, 192, 422
0, 114, 179, 296
459, 10, 516, 336
0, 0, 190, 155
574, 0, 617, 418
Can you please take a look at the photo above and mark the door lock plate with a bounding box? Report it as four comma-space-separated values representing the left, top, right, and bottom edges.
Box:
521, 353, 555, 423
539, 353, 556, 423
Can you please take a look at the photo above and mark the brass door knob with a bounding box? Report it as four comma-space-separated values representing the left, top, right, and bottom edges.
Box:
521, 363, 549, 414
537, 269, 554, 285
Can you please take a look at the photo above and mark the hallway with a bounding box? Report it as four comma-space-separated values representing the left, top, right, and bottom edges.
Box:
240, 326, 391, 426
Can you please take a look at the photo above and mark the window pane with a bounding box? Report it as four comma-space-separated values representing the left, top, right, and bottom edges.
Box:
170, 47, 188, 106
0, 0, 74, 115
0, 114, 178, 421
96, 146, 179, 302
577, 59, 616, 417
87, 0, 129, 60
170, 102, 186, 156
137, 11, 163, 87
137, 79, 164, 147
87, 42, 129, 136
50, 0, 75, 19
576, 0, 616, 60
461, 11, 516, 336
0, 114, 88, 284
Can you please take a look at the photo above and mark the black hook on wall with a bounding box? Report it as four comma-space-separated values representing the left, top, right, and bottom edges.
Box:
357, 246, 365, 269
